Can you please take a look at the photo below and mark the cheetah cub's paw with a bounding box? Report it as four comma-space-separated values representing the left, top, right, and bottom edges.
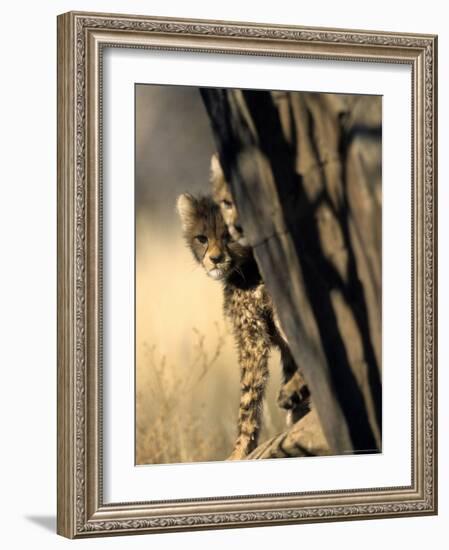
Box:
277, 371, 311, 425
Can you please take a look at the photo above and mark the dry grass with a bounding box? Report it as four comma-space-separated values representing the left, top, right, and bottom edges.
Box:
136, 326, 232, 464
136, 216, 286, 464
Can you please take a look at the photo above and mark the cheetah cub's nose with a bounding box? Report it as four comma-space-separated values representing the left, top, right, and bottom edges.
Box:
210, 253, 224, 265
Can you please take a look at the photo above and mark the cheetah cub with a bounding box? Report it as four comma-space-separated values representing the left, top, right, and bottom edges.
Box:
209, 153, 310, 422
177, 193, 309, 460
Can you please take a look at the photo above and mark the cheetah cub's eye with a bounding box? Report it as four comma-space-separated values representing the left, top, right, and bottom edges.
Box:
221, 199, 233, 209
195, 235, 208, 244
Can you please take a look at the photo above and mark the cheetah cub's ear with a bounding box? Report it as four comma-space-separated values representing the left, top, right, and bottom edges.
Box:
210, 153, 225, 194
176, 193, 197, 231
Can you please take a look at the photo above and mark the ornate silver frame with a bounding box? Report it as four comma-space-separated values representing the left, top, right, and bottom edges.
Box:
57, 11, 438, 538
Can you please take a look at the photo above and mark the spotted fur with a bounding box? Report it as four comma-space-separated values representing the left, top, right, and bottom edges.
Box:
210, 152, 247, 246
177, 193, 309, 460
210, 154, 310, 425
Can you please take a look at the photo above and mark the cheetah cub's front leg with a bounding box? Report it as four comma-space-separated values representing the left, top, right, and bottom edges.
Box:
277, 344, 311, 425
227, 303, 271, 460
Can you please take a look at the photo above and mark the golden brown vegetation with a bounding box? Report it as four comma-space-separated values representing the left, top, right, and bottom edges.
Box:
135, 217, 286, 464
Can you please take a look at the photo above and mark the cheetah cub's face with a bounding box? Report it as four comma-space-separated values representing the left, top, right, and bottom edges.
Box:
177, 193, 248, 281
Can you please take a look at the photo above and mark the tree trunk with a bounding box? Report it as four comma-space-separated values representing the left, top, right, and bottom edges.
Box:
201, 88, 382, 455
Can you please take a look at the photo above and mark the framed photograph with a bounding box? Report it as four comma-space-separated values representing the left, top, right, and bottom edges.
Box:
57, 11, 437, 538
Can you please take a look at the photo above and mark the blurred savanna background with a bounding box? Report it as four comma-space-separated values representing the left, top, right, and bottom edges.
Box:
135, 85, 286, 465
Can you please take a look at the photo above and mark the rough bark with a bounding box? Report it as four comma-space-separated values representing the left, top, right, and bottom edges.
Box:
201, 88, 382, 456
247, 409, 330, 460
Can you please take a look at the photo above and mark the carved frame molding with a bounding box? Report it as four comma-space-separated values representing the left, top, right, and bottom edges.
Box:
57, 11, 437, 538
